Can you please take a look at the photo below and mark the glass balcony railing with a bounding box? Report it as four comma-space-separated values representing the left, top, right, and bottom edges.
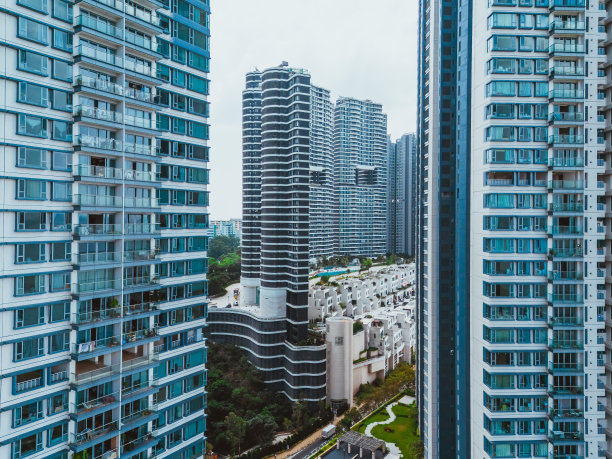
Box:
70, 420, 119, 445
75, 75, 123, 96
123, 249, 157, 262
548, 363, 584, 373
74, 105, 122, 123
548, 135, 584, 145
124, 142, 157, 156
550, 43, 585, 54
124, 30, 157, 51
124, 302, 157, 316
548, 293, 583, 302
122, 327, 158, 344
72, 364, 118, 386
87, 0, 161, 26
550, 0, 586, 8
125, 223, 159, 234
124, 276, 158, 287
74, 251, 121, 265
548, 270, 583, 281
75, 14, 121, 38
550, 248, 583, 257
76, 44, 121, 67
74, 194, 122, 207
549, 112, 584, 122
549, 202, 583, 212
75, 134, 122, 151
548, 157, 584, 167
75, 279, 121, 293
125, 115, 153, 129
124, 196, 157, 208
549, 339, 583, 349
124, 59, 154, 77
548, 430, 583, 441
125, 87, 154, 103
72, 308, 121, 324
548, 316, 583, 326
74, 164, 155, 182
73, 336, 119, 355
550, 20, 585, 31
73, 224, 122, 236
549, 89, 584, 99
550, 225, 583, 235
73, 391, 119, 412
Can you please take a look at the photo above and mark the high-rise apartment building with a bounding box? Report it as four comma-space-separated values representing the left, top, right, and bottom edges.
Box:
387, 134, 417, 256
419, 0, 609, 457
208, 64, 326, 401
0, 0, 210, 456
309, 85, 335, 260
210, 218, 242, 240
335, 97, 388, 257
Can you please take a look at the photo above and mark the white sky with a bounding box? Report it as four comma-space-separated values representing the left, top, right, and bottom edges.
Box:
208, 0, 419, 219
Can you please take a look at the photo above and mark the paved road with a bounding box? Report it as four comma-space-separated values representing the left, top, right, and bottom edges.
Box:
288, 437, 327, 459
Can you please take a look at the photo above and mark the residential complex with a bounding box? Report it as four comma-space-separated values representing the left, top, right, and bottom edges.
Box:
207, 64, 327, 402
0, 0, 210, 456
418, 0, 610, 458
387, 134, 417, 256
210, 218, 241, 240
335, 98, 388, 257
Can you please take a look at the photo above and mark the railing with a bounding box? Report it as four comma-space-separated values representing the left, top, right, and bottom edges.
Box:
124, 30, 155, 51
121, 433, 154, 455
125, 223, 159, 235
548, 363, 583, 372
124, 59, 154, 77
73, 308, 121, 324
550, 248, 583, 257
122, 328, 158, 344
124, 142, 157, 156
16, 377, 42, 392
124, 276, 157, 287
550, 67, 585, 77
124, 196, 158, 208
73, 391, 118, 411
125, 115, 153, 129
75, 134, 122, 151
76, 43, 121, 66
548, 271, 582, 280
73, 337, 118, 354
122, 354, 158, 372
550, 0, 585, 7
50, 370, 68, 383
76, 14, 121, 38
75, 74, 123, 96
74, 194, 122, 207
549, 340, 583, 349
548, 135, 584, 145
121, 407, 155, 425
124, 249, 156, 262
72, 364, 118, 385
75, 251, 121, 265
548, 430, 583, 441
70, 420, 118, 445
550, 20, 585, 31
74, 164, 156, 182
548, 293, 583, 302
550, 203, 583, 212
549, 89, 584, 99
549, 157, 584, 167
549, 112, 584, 122
74, 224, 122, 236
74, 105, 122, 123
550, 225, 583, 235
125, 86, 154, 103
549, 43, 585, 54
549, 408, 583, 418
486, 178, 513, 186
124, 302, 156, 316
549, 316, 583, 326
75, 279, 121, 293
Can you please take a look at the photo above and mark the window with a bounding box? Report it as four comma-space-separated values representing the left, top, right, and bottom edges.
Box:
17, 114, 48, 138
18, 17, 48, 44
52, 90, 72, 111
51, 242, 70, 261
17, 81, 48, 108
51, 182, 71, 201
189, 121, 208, 139
188, 52, 208, 72
50, 302, 70, 322
48, 423, 68, 446
17, 0, 48, 13
16, 243, 46, 263
172, 45, 186, 64
17, 147, 48, 168
13, 401, 43, 427
52, 120, 72, 141
51, 151, 72, 171
17, 212, 47, 231
52, 0, 72, 21
49, 332, 70, 352
48, 392, 68, 413
172, 118, 186, 134
172, 69, 186, 87
15, 307, 45, 328
51, 212, 71, 231
12, 433, 43, 458
18, 50, 48, 76
518, 82, 532, 97
17, 179, 47, 200
52, 59, 72, 81
188, 75, 208, 94
14, 337, 44, 360
189, 99, 208, 116
50, 272, 70, 292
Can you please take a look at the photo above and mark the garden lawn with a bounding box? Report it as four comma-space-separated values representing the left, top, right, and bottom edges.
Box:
354, 409, 390, 434
370, 403, 420, 458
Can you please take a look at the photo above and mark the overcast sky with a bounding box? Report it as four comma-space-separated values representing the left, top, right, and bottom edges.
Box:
208, 0, 418, 219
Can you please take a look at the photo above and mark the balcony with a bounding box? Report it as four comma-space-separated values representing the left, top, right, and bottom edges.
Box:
88, 0, 162, 26
75, 134, 122, 152
548, 362, 584, 372
76, 44, 121, 67
72, 307, 121, 325
550, 20, 585, 32
124, 59, 154, 78
548, 270, 583, 281
74, 251, 121, 265
549, 112, 584, 123
124, 142, 157, 157
74, 194, 122, 207
125, 115, 153, 129
549, 339, 583, 350
549, 430, 584, 442
70, 420, 119, 446
548, 135, 584, 145
549, 157, 584, 168
548, 293, 583, 303
124, 275, 159, 288
72, 361, 119, 386
122, 328, 159, 345
549, 0, 585, 9
122, 353, 159, 372
75, 14, 121, 39
549, 203, 583, 212
548, 316, 583, 326
73, 336, 120, 356
550, 248, 583, 258
125, 86, 154, 103
74, 224, 122, 237
74, 105, 122, 123
549, 43, 585, 54
124, 302, 157, 316
73, 391, 119, 414
550, 225, 583, 235
75, 279, 120, 294
549, 89, 584, 100
15, 376, 42, 392
75, 74, 123, 97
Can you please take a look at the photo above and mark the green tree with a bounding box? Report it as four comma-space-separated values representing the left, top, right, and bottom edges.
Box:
361, 258, 373, 271
209, 235, 240, 259
224, 412, 247, 455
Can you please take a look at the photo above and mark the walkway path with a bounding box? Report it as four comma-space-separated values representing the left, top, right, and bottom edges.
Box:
364, 397, 414, 457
